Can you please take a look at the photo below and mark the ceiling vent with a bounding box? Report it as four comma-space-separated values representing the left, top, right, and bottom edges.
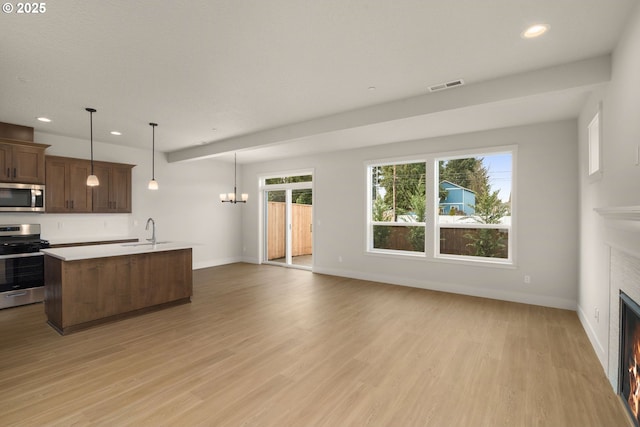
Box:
428, 79, 465, 92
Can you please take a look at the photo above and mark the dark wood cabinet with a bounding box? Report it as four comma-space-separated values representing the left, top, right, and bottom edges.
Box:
44, 249, 192, 335
0, 140, 48, 184
45, 156, 134, 213
45, 156, 93, 213
92, 162, 133, 213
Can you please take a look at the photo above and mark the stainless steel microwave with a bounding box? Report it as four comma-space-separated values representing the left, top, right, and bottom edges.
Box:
0, 183, 45, 212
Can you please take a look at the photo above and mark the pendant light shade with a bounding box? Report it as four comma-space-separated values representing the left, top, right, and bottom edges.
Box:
85, 108, 99, 187
220, 153, 248, 204
86, 174, 100, 186
148, 122, 159, 190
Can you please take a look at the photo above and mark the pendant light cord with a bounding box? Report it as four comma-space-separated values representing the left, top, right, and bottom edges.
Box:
151, 124, 155, 180
89, 109, 94, 175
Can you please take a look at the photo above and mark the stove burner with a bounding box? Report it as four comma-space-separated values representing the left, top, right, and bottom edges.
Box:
0, 224, 48, 256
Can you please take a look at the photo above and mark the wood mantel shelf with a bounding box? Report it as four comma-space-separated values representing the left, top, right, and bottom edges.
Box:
594, 206, 640, 221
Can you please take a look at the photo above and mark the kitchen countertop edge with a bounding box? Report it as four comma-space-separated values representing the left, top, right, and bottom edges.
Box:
41, 242, 194, 261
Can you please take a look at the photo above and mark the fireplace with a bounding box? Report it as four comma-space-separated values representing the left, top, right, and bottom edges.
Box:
620, 291, 640, 426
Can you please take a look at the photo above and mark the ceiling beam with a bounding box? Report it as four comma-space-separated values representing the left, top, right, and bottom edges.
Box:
166, 55, 611, 163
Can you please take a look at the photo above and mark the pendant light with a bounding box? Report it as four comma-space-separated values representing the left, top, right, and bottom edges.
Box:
148, 122, 159, 190
220, 153, 248, 203
85, 108, 99, 187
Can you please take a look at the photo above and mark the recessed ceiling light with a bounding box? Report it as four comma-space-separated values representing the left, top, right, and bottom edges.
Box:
522, 24, 549, 39
368, 86, 377, 91
110, 131, 122, 136
37, 117, 51, 123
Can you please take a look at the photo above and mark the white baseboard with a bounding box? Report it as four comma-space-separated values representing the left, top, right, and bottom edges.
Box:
312, 266, 577, 310
577, 303, 608, 370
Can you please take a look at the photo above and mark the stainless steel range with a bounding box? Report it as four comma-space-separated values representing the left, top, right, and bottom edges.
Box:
0, 224, 50, 309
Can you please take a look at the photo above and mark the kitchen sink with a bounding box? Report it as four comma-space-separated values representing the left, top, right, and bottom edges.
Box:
121, 241, 172, 247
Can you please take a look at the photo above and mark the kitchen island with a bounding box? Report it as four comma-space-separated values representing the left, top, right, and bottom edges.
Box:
42, 242, 192, 335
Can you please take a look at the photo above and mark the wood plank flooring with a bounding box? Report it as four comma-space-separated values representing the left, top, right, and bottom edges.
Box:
0, 263, 631, 426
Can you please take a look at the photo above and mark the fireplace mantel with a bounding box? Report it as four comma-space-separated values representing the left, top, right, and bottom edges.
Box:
595, 206, 640, 221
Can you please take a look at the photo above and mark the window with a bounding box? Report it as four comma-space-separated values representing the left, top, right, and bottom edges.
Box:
588, 109, 601, 176
368, 161, 426, 253
265, 174, 312, 185
436, 151, 513, 263
366, 147, 514, 264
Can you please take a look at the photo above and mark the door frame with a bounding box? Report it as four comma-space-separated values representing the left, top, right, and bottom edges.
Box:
259, 170, 314, 270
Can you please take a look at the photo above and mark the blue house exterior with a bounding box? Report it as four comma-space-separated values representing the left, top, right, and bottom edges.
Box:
439, 180, 475, 215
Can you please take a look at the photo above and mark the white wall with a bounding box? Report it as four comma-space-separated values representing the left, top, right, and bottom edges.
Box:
1, 131, 243, 269
578, 3, 640, 374
241, 120, 579, 310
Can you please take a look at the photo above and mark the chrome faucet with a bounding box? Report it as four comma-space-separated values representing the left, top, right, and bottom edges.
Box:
145, 217, 156, 245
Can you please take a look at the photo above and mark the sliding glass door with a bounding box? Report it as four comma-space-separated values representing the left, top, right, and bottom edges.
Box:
263, 175, 313, 269
265, 189, 288, 265
290, 188, 313, 268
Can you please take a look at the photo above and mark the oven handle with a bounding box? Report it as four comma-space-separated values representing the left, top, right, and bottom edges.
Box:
5, 291, 28, 298
0, 252, 45, 260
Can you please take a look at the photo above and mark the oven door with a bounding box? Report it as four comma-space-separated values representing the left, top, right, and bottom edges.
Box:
0, 253, 45, 292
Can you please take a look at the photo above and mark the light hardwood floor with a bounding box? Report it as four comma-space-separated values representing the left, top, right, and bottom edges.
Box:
0, 263, 632, 426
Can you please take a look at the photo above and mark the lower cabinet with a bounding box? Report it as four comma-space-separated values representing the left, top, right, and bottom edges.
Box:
44, 249, 193, 335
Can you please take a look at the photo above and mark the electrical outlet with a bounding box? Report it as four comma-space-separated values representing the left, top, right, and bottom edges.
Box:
595, 307, 600, 322
524, 275, 531, 284
338, 256, 343, 263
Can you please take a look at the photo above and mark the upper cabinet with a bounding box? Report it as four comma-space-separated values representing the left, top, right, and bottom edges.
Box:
91, 162, 133, 213
45, 156, 135, 214
45, 156, 93, 213
0, 140, 49, 184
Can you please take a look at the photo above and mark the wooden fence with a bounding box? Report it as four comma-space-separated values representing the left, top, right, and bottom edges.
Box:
378, 226, 508, 259
439, 227, 508, 258
267, 202, 313, 260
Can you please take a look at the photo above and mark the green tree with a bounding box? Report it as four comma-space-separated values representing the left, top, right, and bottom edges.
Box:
372, 196, 391, 248
294, 189, 312, 205
265, 175, 312, 185
464, 190, 509, 257
407, 190, 426, 251
376, 163, 425, 220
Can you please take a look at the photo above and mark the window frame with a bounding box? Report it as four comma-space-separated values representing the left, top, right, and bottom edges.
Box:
365, 146, 516, 266
588, 104, 603, 178
434, 147, 515, 265
366, 157, 428, 256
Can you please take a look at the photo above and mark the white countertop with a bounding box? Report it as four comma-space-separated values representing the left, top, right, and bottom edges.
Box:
41, 241, 193, 261
44, 236, 138, 246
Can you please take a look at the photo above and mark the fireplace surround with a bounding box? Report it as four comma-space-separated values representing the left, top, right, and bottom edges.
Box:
595, 206, 640, 426
620, 291, 640, 426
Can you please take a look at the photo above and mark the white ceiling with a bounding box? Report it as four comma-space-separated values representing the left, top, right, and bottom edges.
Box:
1, 0, 636, 163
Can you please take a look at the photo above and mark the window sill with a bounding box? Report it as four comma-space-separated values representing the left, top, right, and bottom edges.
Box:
365, 249, 516, 269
